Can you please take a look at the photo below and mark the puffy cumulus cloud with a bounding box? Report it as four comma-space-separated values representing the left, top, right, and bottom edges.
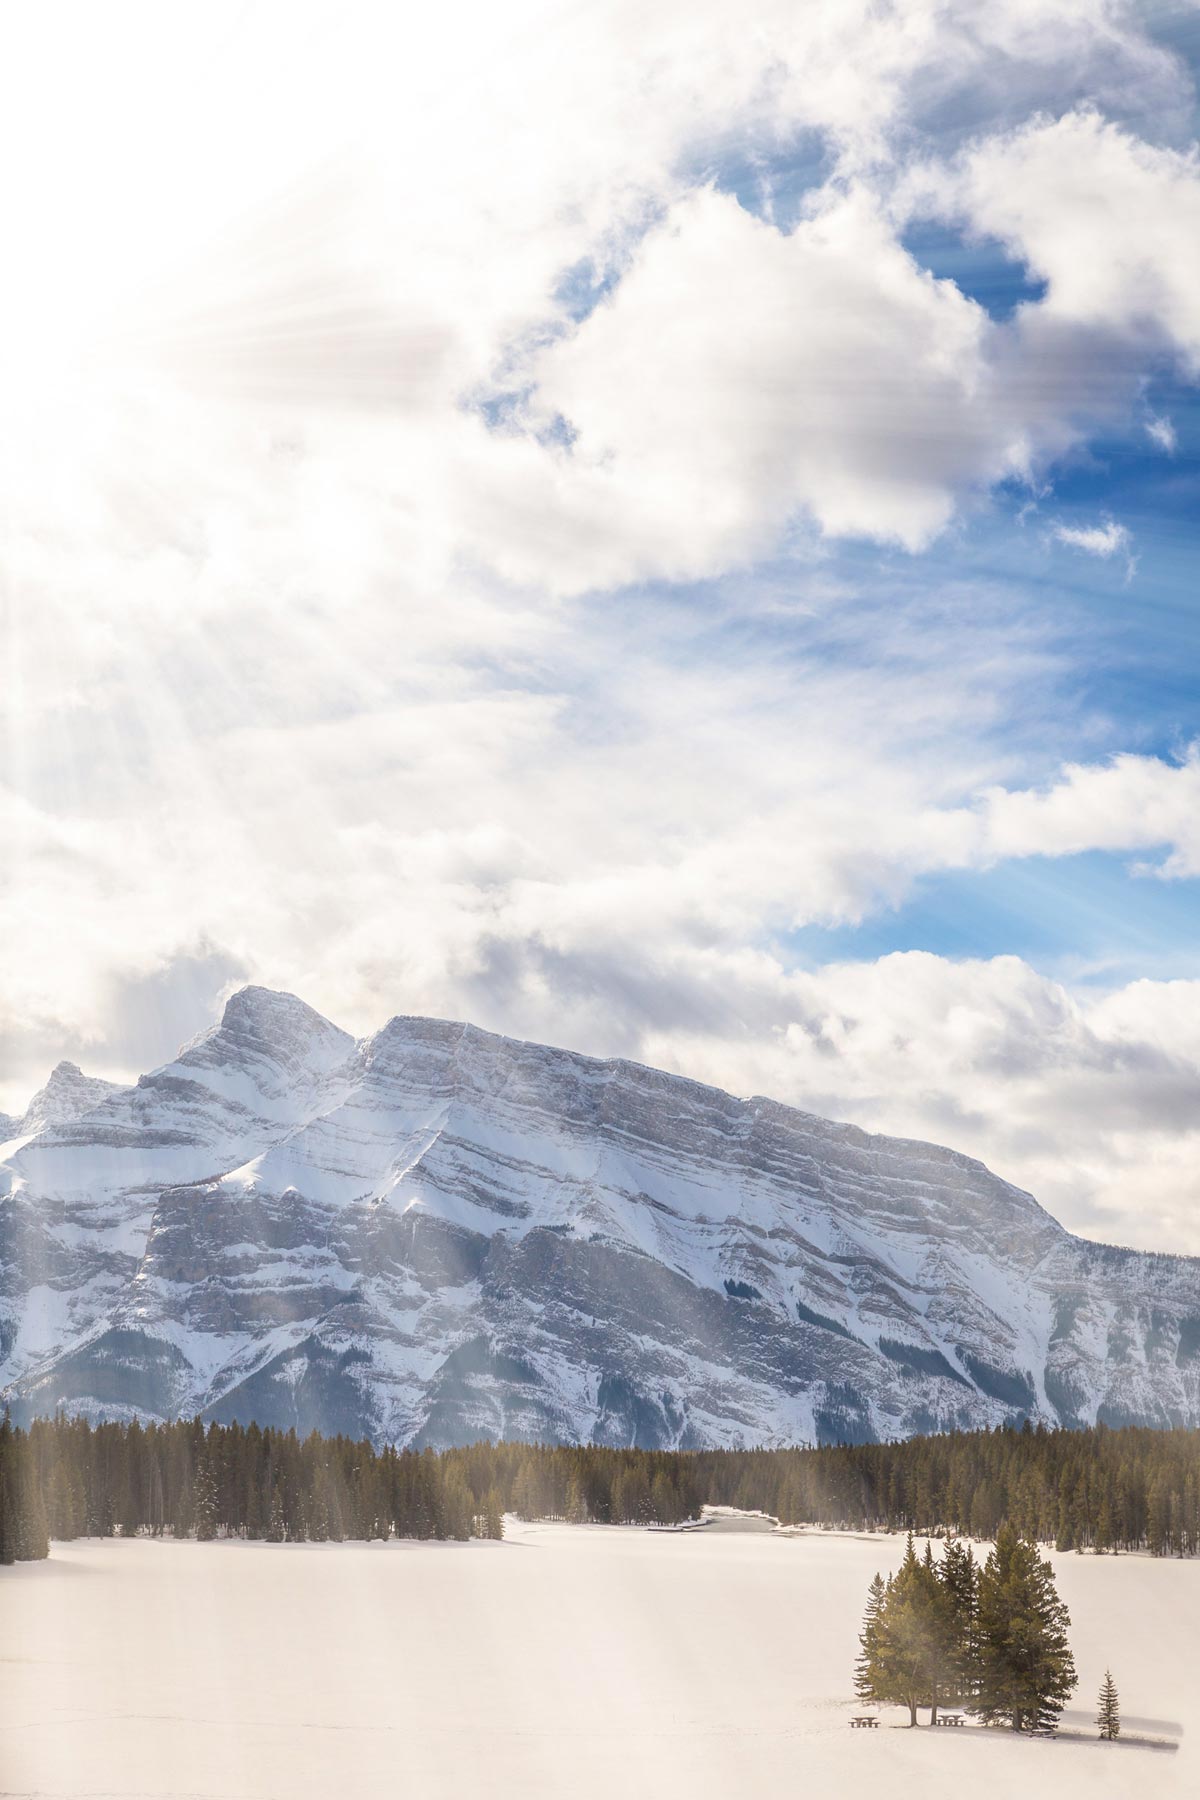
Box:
976, 748, 1200, 877
4, 2, 1200, 1247
505, 189, 1008, 565
916, 109, 1200, 369
1, 4, 1196, 596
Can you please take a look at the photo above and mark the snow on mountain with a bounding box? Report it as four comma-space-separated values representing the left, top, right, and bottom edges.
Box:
19, 1062, 129, 1136
3, 986, 1199, 1448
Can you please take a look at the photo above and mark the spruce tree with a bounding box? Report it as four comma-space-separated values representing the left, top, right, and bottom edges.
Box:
859, 1536, 954, 1725
975, 1525, 1076, 1731
265, 1488, 286, 1543
442, 1469, 474, 1541
939, 1538, 979, 1708
854, 1573, 887, 1704
0, 1412, 16, 1566
564, 1475, 586, 1523
17, 1465, 49, 1561
482, 1488, 505, 1540
193, 1460, 219, 1542
1097, 1669, 1120, 1740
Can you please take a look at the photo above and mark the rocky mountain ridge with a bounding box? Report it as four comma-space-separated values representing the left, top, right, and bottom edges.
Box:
2, 986, 1198, 1448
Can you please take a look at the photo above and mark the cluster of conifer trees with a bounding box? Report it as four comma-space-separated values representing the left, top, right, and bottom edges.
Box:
0, 1414, 49, 1563
693, 1419, 1200, 1553
854, 1527, 1076, 1730
3, 1413, 1199, 1563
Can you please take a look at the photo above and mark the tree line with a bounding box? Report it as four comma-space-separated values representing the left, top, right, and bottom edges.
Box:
2, 1412, 1199, 1563
696, 1416, 1200, 1553
855, 1527, 1076, 1730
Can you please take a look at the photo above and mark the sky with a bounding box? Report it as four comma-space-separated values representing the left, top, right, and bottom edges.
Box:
2, 0, 1200, 1250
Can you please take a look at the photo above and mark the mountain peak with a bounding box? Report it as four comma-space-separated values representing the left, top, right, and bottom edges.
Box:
220, 984, 322, 1029
3, 992, 1199, 1448
20, 1061, 126, 1135
204, 986, 355, 1078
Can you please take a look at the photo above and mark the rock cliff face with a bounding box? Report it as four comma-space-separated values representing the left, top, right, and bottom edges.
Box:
3, 987, 1199, 1447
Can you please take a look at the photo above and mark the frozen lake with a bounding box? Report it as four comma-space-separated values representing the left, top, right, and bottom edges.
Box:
1, 1521, 1192, 1799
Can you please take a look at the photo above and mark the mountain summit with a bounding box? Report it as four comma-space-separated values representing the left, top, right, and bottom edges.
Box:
2, 987, 1198, 1447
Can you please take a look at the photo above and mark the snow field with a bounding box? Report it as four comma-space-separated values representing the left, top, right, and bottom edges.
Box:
0, 1522, 1191, 1799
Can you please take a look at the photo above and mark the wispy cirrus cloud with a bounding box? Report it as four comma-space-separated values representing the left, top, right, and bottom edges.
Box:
1052, 521, 1132, 559
1050, 518, 1136, 578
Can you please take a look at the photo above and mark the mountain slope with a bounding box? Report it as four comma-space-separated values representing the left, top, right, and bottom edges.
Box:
3, 987, 1199, 1447
18, 1062, 130, 1136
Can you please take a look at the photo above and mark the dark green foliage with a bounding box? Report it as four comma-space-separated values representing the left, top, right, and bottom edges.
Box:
878, 1339, 970, 1388
0, 1414, 707, 1554
193, 1458, 219, 1542
1097, 1668, 1120, 1739
854, 1572, 887, 1704
938, 1537, 979, 1708
680, 1419, 1198, 1554
974, 1524, 1076, 1731
882, 1535, 956, 1724
854, 1535, 956, 1725
794, 1300, 853, 1339
855, 1528, 1073, 1730
479, 1488, 505, 1540
0, 1410, 48, 1564
2, 1413, 1199, 1563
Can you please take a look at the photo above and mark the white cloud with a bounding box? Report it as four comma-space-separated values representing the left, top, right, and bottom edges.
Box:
1052, 520, 1131, 559
0, 6, 1193, 598
637, 951, 1200, 1253
916, 109, 1200, 368
1146, 413, 1178, 453
976, 748, 1200, 877
4, 514, 1200, 1252
504, 188, 1008, 566
1050, 518, 1135, 577
3, 3, 1200, 1252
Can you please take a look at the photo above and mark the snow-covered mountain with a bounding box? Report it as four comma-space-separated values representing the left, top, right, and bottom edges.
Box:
3, 986, 1199, 1448
18, 1062, 129, 1137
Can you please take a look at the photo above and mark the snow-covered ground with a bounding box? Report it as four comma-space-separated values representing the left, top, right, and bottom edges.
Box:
1, 1523, 1191, 1799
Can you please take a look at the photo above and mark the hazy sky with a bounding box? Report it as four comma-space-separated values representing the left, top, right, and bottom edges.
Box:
3, 1, 1200, 1250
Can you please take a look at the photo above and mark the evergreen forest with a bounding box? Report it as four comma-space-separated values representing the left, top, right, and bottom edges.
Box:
3, 1413, 1200, 1564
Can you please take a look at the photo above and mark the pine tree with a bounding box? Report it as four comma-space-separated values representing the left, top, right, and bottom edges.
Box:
854, 1573, 887, 1704
939, 1537, 979, 1708
0, 1411, 16, 1566
482, 1488, 505, 1540
975, 1525, 1076, 1731
858, 1536, 954, 1725
442, 1470, 474, 1541
513, 1463, 542, 1522
265, 1488, 286, 1543
17, 1464, 49, 1561
192, 1459, 219, 1542
1096, 1669, 1120, 1740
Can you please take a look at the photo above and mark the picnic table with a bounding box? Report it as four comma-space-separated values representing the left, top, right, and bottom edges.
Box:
934, 1714, 965, 1726
849, 1715, 879, 1728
